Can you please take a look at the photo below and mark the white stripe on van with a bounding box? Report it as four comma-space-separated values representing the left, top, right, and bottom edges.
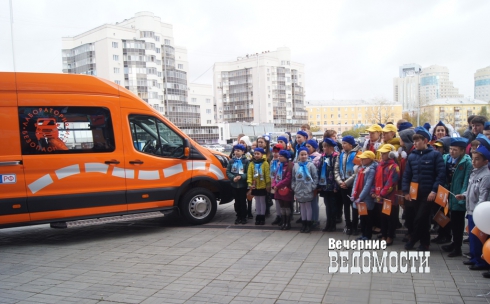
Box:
138, 170, 160, 180
125, 169, 134, 179
112, 167, 126, 178
186, 161, 206, 171
163, 164, 183, 178
209, 164, 224, 180
28, 174, 54, 194
55, 164, 80, 180
85, 163, 109, 174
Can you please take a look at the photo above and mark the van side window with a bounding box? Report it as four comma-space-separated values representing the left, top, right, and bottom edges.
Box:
129, 114, 184, 158
19, 106, 115, 155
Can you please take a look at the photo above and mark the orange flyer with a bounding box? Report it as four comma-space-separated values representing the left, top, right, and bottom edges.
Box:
409, 182, 418, 200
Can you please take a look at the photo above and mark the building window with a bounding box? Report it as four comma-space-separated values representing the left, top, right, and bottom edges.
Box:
112, 42, 118, 48
156, 48, 161, 53
206, 120, 211, 124
192, 98, 197, 103
206, 109, 211, 114
114, 80, 121, 85
113, 68, 120, 74
178, 64, 184, 70
113, 55, 119, 61
155, 36, 160, 42
206, 99, 211, 103
164, 39, 171, 45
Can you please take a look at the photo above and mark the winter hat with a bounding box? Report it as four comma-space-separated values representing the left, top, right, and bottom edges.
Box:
342, 135, 356, 147
233, 144, 246, 151
476, 134, 490, 151
277, 136, 289, 145
279, 150, 291, 159
414, 126, 431, 141
297, 146, 309, 154
306, 139, 319, 150
484, 122, 490, 131
239, 135, 252, 146
474, 145, 490, 161
435, 121, 446, 128
296, 130, 309, 139
399, 128, 415, 144
449, 137, 468, 148
398, 122, 413, 132
254, 147, 266, 155
423, 123, 431, 131
323, 138, 337, 147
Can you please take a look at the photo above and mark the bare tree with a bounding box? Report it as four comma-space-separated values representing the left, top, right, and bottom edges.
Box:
365, 97, 398, 124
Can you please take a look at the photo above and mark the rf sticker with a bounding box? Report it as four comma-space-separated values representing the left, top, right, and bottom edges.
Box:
0, 174, 17, 184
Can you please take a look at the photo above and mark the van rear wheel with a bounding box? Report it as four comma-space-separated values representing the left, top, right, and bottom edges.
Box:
180, 188, 217, 225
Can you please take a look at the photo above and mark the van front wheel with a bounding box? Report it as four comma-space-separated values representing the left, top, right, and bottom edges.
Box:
179, 188, 217, 225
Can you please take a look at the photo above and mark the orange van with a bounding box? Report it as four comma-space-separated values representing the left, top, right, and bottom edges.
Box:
0, 72, 233, 229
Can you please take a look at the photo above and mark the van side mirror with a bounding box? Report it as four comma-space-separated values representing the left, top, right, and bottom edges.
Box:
183, 139, 190, 158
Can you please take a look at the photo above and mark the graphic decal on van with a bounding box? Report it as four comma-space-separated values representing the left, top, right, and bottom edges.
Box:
21, 109, 70, 153
19, 106, 115, 155
27, 161, 224, 194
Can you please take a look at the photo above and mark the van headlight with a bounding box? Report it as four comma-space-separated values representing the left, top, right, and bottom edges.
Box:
213, 154, 229, 168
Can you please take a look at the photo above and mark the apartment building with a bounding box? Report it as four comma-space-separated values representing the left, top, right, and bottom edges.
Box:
306, 100, 403, 133
420, 98, 487, 129
475, 66, 490, 102
213, 47, 308, 132
61, 11, 219, 143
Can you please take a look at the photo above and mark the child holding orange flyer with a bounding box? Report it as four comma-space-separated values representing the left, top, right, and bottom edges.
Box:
351, 151, 378, 240
372, 144, 400, 245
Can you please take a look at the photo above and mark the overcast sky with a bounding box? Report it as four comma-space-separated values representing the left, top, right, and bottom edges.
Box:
1, 0, 489, 101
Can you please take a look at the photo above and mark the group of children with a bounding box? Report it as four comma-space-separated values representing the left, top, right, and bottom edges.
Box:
226, 117, 490, 275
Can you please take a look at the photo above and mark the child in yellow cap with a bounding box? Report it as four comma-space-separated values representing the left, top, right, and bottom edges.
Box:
351, 150, 378, 240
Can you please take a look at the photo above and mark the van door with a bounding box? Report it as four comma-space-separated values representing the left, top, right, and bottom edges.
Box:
0, 105, 30, 226
120, 108, 188, 211
18, 95, 127, 222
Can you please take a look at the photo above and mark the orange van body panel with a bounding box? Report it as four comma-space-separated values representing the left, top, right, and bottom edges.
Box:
0, 214, 31, 225
0, 73, 17, 107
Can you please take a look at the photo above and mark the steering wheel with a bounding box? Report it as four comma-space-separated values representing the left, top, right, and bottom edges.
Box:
170, 146, 183, 157
142, 139, 153, 152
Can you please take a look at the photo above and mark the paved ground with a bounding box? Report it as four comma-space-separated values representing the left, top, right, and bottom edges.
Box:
1, 202, 490, 304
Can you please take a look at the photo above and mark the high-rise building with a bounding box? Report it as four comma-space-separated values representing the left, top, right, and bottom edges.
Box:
393, 63, 422, 112
394, 64, 463, 113
61, 12, 205, 133
419, 65, 463, 105
475, 66, 490, 102
306, 100, 403, 133
213, 47, 308, 132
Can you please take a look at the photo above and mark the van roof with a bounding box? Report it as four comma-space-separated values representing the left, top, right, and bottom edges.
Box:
0, 72, 131, 98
